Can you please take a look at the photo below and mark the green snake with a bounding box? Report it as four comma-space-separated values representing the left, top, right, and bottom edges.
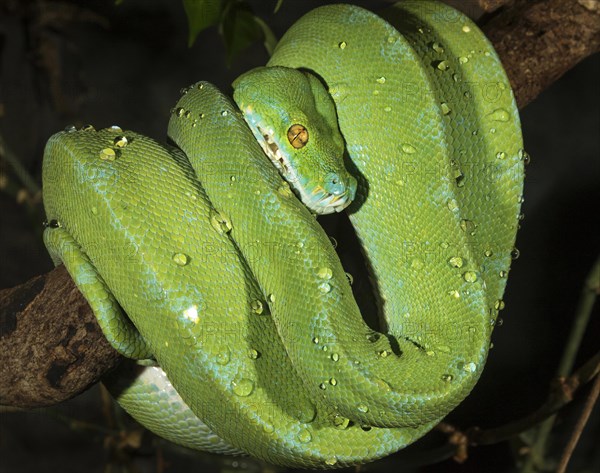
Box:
41, 2, 524, 468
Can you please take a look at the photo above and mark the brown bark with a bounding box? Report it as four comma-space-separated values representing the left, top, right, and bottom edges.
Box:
0, 265, 121, 407
478, 0, 512, 13
1, 0, 599, 408
483, 0, 600, 108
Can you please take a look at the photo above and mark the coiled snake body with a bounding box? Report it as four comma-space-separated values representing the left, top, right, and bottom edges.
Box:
42, 2, 523, 468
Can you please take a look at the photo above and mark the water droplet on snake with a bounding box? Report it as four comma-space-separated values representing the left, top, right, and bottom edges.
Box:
431, 41, 445, 53
247, 349, 260, 360
459, 56, 469, 64
231, 378, 254, 397
496, 151, 507, 160
99, 148, 117, 161
376, 76, 386, 84
455, 171, 465, 187
172, 253, 190, 266
338, 41, 346, 49
317, 267, 333, 280
297, 429, 312, 444
494, 299, 505, 310
518, 149, 531, 165
113, 136, 128, 148
216, 349, 230, 365
511, 247, 520, 259
447, 198, 459, 212
489, 108, 510, 122
209, 209, 233, 234
318, 282, 331, 294
460, 219, 476, 235
357, 404, 369, 413
331, 353, 339, 362
401, 143, 417, 154
448, 256, 464, 268
462, 25, 471, 33
463, 271, 478, 283
441, 102, 452, 115
251, 300, 264, 315
435, 60, 450, 71
333, 415, 350, 429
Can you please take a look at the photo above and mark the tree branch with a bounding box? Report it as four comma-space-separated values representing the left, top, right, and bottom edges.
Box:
482, 0, 600, 108
0, 265, 121, 407
1, 0, 599, 409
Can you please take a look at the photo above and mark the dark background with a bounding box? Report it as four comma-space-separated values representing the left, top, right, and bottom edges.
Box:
0, 0, 598, 472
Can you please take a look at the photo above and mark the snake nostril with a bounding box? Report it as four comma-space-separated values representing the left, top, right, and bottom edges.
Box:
324, 173, 346, 196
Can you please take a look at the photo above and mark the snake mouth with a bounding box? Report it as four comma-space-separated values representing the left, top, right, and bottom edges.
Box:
256, 126, 353, 215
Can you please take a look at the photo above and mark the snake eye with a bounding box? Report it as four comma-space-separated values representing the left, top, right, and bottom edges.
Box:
287, 124, 308, 149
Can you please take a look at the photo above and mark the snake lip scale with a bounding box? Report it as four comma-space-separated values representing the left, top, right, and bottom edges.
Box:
243, 111, 354, 215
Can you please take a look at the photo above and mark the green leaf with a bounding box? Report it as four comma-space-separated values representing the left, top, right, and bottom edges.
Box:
274, 0, 284, 13
253, 16, 278, 57
183, 0, 223, 47
220, 1, 264, 66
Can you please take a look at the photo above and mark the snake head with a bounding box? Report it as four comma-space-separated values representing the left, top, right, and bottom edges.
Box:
233, 66, 357, 215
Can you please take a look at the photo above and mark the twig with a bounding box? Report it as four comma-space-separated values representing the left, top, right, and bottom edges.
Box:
521, 256, 599, 471
0, 134, 41, 197
556, 373, 600, 473
467, 351, 600, 446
